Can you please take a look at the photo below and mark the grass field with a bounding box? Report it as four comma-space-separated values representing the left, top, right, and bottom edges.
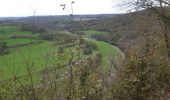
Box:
0, 26, 19, 34
82, 30, 121, 70
0, 41, 58, 78
0, 25, 38, 39
79, 30, 110, 38
0, 26, 19, 38
0, 26, 59, 79
0, 26, 122, 83
0, 26, 79, 81
90, 40, 121, 70
2, 38, 37, 46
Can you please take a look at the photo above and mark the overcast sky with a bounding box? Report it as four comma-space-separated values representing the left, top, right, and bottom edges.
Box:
0, 0, 122, 17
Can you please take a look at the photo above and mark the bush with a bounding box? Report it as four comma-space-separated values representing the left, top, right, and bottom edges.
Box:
37, 28, 47, 33
92, 34, 107, 42
83, 47, 92, 55
21, 24, 46, 33
0, 29, 5, 34
112, 38, 170, 99
86, 41, 98, 50
79, 38, 86, 45
95, 53, 102, 64
39, 32, 74, 42
82, 41, 98, 55
39, 33, 55, 41
21, 24, 32, 32
0, 41, 8, 55
58, 46, 64, 54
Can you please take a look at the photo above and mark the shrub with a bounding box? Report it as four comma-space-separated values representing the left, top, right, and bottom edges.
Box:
82, 41, 98, 55
21, 24, 32, 32
112, 38, 170, 99
37, 28, 47, 33
58, 46, 64, 54
83, 47, 92, 55
21, 24, 46, 33
92, 34, 107, 42
79, 38, 86, 45
39, 33, 55, 41
86, 41, 98, 50
0, 41, 8, 55
0, 29, 5, 34
39, 32, 74, 43
95, 53, 102, 64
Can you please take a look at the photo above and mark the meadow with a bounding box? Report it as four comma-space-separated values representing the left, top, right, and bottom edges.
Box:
0, 25, 121, 84
0, 26, 58, 80
78, 30, 110, 38
94, 40, 121, 70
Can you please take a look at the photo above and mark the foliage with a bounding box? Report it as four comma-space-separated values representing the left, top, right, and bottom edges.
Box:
66, 53, 103, 100
0, 41, 57, 78
37, 28, 47, 33
39, 32, 73, 43
82, 41, 98, 55
111, 38, 170, 99
77, 30, 110, 38
20, 24, 32, 32
0, 41, 8, 55
2, 38, 37, 47
0, 26, 19, 34
0, 29, 5, 34
58, 46, 64, 54
21, 24, 46, 33
83, 47, 92, 55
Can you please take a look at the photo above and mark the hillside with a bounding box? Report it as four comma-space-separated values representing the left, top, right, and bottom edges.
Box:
0, 8, 169, 99
1, 9, 169, 52
1, 10, 165, 52
76, 9, 168, 52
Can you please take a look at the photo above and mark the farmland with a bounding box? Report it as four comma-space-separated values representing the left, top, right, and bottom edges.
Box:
0, 25, 122, 82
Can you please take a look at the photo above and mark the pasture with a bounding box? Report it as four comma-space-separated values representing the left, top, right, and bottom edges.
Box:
0, 25, 122, 83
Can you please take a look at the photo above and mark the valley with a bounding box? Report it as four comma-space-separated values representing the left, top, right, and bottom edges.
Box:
0, 3, 169, 99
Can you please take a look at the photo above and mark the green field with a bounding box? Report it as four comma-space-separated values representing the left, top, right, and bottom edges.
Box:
0, 41, 58, 78
2, 38, 37, 46
0, 26, 19, 34
88, 40, 121, 70
0, 26, 74, 81
82, 30, 121, 70
79, 30, 110, 38
0, 26, 19, 38
96, 41, 121, 68
0, 26, 122, 83
0, 26, 58, 79
0, 25, 38, 39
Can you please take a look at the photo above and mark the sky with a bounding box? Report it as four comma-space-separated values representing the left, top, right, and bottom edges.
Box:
0, 0, 122, 17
